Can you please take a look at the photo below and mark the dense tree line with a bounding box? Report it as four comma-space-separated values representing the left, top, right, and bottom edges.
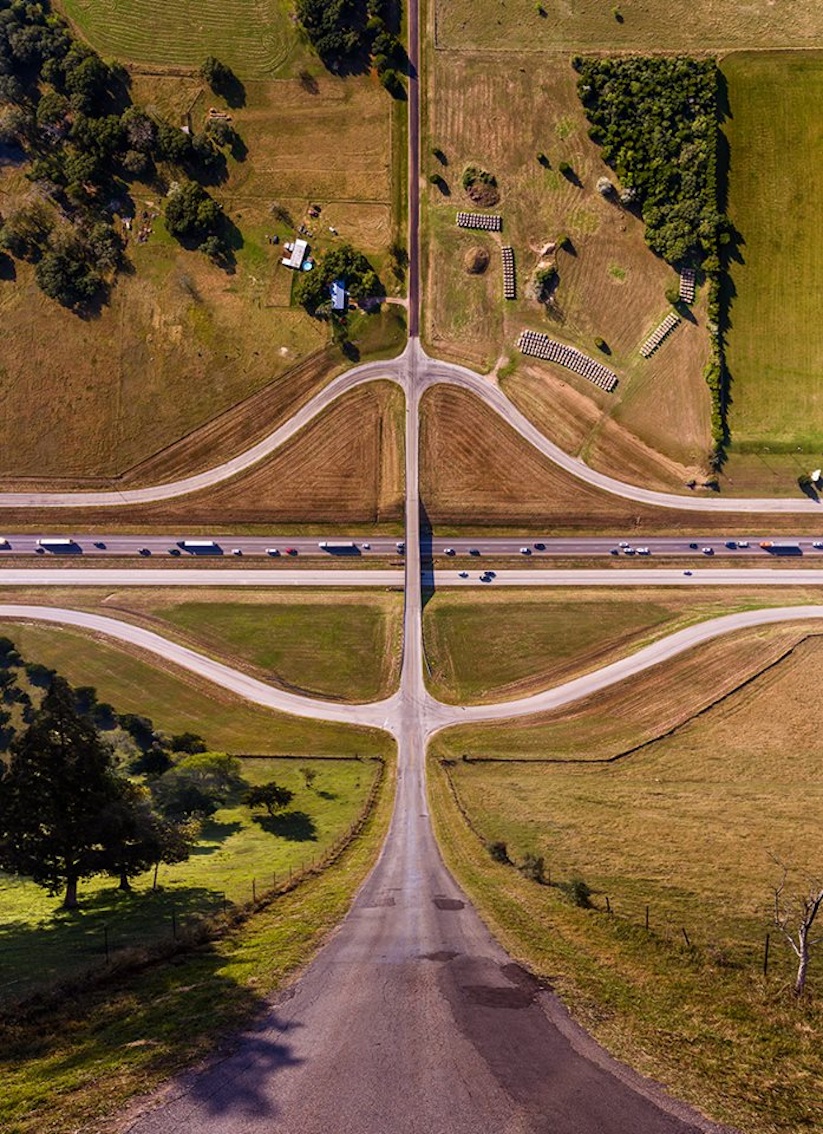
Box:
0, 639, 297, 908
574, 55, 731, 466
573, 56, 726, 268
295, 0, 405, 91
0, 2, 238, 308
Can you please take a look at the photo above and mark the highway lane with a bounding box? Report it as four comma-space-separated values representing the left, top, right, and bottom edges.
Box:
4, 567, 823, 588
2, 533, 822, 558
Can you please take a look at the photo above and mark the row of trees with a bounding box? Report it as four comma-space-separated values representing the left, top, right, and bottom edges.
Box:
0, 645, 297, 908
0, 2, 241, 306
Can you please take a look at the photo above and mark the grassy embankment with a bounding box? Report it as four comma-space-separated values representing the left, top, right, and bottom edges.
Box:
0, 1, 403, 485
2, 750, 395, 1134
422, 585, 823, 702
430, 624, 823, 1132
721, 52, 823, 494
422, 50, 711, 488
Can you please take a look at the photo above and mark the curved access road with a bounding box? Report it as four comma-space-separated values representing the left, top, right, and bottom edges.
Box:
0, 355, 406, 509
0, 605, 401, 729
419, 354, 823, 513
3, 599, 769, 1134
2, 339, 823, 514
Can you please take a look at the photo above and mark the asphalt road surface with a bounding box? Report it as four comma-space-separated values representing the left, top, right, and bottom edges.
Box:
4, 567, 823, 588
3, 534, 822, 559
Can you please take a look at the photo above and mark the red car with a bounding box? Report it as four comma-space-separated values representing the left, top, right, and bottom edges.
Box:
284, 547, 298, 555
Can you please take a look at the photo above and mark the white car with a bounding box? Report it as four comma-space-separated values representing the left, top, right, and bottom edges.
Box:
444, 547, 455, 555
362, 542, 371, 550
519, 547, 531, 555
637, 547, 650, 555
738, 540, 749, 548
702, 547, 714, 555
619, 540, 630, 547
814, 542, 823, 550
265, 548, 280, 556
231, 548, 243, 556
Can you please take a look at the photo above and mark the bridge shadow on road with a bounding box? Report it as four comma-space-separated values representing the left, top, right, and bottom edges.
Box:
420, 498, 435, 611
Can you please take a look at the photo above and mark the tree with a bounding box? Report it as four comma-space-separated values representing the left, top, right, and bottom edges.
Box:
773, 865, 823, 996
0, 678, 131, 908
170, 731, 208, 755
152, 752, 243, 819
97, 782, 197, 891
244, 781, 295, 817
164, 181, 222, 241
200, 56, 237, 94
35, 250, 101, 309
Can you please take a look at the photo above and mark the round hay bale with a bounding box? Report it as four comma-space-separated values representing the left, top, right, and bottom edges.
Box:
464, 246, 490, 274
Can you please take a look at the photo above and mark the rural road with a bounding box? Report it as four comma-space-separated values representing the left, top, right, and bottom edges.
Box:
6, 598, 819, 1132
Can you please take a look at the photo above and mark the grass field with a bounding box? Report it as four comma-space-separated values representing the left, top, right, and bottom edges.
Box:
1, 380, 405, 531
433, 0, 823, 52
430, 632, 823, 1132
431, 621, 816, 760
1, 753, 395, 1134
422, 52, 712, 482
0, 66, 400, 481
721, 53, 823, 493
422, 586, 823, 703
0, 622, 391, 757
419, 384, 823, 533
61, 0, 301, 79
0, 755, 380, 1004
131, 588, 404, 702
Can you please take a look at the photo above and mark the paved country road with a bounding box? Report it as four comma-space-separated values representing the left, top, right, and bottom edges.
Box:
10, 600, 823, 1130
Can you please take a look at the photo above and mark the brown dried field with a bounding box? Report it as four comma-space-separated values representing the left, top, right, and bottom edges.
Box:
420, 385, 823, 533
0, 74, 397, 482
433, 0, 823, 53
422, 53, 711, 474
430, 621, 817, 761
2, 381, 404, 531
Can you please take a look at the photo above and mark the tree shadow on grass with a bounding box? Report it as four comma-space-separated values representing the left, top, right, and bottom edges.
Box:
1, 934, 303, 1126
253, 811, 317, 842
191, 819, 244, 854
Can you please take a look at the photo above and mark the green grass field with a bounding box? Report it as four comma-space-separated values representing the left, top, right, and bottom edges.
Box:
422, 587, 823, 703
0, 622, 391, 756
60, 0, 301, 79
0, 756, 380, 1004
1, 759, 395, 1134
433, 0, 823, 52
723, 53, 823, 489
430, 633, 823, 1132
141, 591, 403, 702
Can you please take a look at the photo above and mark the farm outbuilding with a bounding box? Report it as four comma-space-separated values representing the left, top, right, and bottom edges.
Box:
281, 238, 308, 269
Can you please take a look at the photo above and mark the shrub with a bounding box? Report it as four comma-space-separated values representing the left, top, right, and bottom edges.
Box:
487, 840, 510, 864
558, 160, 572, 176
520, 853, 545, 883
665, 285, 681, 306
565, 878, 593, 908
594, 336, 608, 352
164, 181, 221, 241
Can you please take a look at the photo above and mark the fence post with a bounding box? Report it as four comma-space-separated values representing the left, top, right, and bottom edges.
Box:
763, 932, 770, 977
605, 895, 611, 914
682, 927, 691, 949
